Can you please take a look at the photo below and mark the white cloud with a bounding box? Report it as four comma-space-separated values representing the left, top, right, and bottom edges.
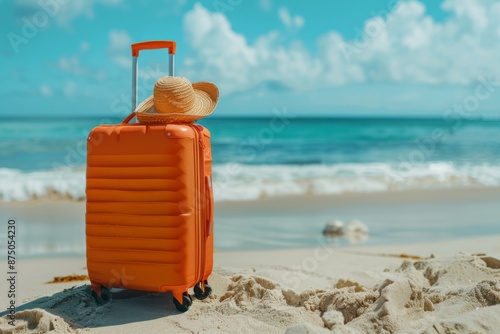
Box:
57, 55, 106, 80
278, 7, 304, 31
182, 4, 360, 94
58, 56, 82, 74
166, 0, 187, 12
113, 56, 131, 68
39, 84, 52, 97
63, 81, 77, 96
15, 0, 122, 28
338, 0, 500, 85
260, 0, 271, 11
108, 30, 131, 53
140, 0, 187, 16
108, 30, 132, 68
80, 41, 90, 52
182, 1, 500, 95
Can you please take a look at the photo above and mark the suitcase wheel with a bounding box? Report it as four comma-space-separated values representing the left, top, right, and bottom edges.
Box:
194, 281, 212, 300
91, 286, 111, 305
173, 292, 192, 312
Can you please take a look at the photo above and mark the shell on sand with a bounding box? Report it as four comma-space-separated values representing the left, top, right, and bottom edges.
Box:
322, 219, 369, 244
343, 220, 369, 235
322, 220, 344, 237
343, 220, 369, 244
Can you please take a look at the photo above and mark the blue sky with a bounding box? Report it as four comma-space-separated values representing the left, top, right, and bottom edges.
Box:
1, 0, 500, 118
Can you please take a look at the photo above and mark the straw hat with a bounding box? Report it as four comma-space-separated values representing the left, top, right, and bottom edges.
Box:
134, 76, 219, 124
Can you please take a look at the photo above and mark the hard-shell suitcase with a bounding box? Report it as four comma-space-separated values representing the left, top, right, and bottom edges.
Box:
85, 41, 214, 312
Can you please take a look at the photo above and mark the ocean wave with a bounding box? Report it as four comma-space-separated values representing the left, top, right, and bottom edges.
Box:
212, 162, 500, 201
0, 162, 499, 202
0, 168, 86, 201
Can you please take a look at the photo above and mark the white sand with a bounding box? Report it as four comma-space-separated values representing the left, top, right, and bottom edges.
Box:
1, 236, 499, 333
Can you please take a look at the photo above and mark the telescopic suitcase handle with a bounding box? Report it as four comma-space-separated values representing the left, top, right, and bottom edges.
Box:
130, 40, 176, 112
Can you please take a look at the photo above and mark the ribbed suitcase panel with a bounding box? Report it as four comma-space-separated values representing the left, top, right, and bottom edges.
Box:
87, 178, 184, 191
86, 124, 199, 290
86, 202, 189, 216
86, 189, 184, 203
86, 224, 186, 239
86, 213, 187, 228
87, 153, 182, 167
87, 237, 185, 252
88, 249, 185, 264
87, 166, 183, 179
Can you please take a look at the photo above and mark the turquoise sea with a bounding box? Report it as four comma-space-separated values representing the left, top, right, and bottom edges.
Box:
1, 116, 500, 256
1, 117, 500, 201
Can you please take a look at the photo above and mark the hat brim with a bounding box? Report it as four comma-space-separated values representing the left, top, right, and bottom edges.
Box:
134, 82, 219, 124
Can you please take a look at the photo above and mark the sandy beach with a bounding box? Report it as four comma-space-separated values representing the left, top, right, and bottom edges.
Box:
0, 236, 499, 333
0, 188, 499, 333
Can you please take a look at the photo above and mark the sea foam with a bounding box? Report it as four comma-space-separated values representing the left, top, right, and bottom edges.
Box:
0, 162, 499, 202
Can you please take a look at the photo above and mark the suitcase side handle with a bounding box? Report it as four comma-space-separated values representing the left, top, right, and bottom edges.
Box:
131, 40, 176, 113
205, 175, 214, 235
121, 112, 136, 124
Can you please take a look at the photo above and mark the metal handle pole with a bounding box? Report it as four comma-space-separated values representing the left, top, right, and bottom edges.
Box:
169, 54, 175, 77
132, 56, 138, 112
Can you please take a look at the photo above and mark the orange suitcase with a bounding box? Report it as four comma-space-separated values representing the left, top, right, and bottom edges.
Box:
85, 41, 214, 312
